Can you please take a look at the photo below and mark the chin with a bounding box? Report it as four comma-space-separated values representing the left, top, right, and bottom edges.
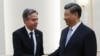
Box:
66, 23, 68, 25
33, 27, 37, 29
66, 24, 70, 26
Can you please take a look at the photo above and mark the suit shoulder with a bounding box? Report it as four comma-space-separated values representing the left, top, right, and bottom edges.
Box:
62, 27, 68, 32
35, 29, 43, 33
82, 24, 95, 33
13, 26, 25, 34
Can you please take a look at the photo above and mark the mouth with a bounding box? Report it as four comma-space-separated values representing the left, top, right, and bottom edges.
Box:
65, 20, 69, 25
34, 25, 38, 28
65, 20, 67, 22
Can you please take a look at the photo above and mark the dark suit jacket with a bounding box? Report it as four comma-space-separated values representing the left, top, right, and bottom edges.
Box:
50, 23, 97, 56
13, 26, 44, 56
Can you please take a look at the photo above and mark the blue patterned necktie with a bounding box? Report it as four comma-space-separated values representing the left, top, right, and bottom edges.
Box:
30, 32, 34, 55
65, 27, 73, 47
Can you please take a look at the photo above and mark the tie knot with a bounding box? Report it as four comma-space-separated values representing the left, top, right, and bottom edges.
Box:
30, 32, 33, 35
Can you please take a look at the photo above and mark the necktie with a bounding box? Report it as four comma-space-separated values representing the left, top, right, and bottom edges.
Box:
65, 27, 72, 47
30, 32, 34, 55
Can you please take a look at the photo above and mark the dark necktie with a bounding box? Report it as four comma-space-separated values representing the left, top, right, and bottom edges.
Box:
30, 32, 34, 55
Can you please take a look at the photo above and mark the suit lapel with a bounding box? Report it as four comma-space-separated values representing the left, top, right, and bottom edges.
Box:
21, 27, 32, 46
34, 30, 40, 54
65, 23, 83, 49
60, 27, 69, 52
35, 30, 38, 47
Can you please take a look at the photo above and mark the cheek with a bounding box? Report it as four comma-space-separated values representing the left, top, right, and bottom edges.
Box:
67, 17, 73, 23
30, 21, 35, 25
66, 16, 72, 21
70, 18, 75, 23
30, 21, 38, 26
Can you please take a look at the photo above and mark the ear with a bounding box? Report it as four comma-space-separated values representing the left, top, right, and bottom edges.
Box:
23, 18, 28, 23
74, 12, 78, 17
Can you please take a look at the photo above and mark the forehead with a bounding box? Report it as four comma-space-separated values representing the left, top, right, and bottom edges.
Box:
64, 9, 71, 14
28, 13, 38, 18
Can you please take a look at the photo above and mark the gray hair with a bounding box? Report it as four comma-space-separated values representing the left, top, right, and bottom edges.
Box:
22, 8, 38, 19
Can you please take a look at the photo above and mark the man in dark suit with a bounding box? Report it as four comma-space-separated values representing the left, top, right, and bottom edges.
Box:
13, 8, 44, 56
49, 3, 97, 56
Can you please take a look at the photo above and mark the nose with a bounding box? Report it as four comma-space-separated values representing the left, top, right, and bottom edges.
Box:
64, 17, 67, 20
35, 20, 38, 24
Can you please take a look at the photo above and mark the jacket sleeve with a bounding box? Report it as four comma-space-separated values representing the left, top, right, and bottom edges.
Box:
84, 30, 97, 56
40, 32, 44, 55
12, 32, 33, 56
49, 47, 60, 56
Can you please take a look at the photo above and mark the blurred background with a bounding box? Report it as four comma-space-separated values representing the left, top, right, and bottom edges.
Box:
0, 0, 100, 56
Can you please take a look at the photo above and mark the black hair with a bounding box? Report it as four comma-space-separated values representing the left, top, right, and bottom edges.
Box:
64, 3, 82, 18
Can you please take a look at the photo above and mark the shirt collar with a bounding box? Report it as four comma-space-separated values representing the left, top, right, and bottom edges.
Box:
71, 21, 81, 31
25, 25, 35, 34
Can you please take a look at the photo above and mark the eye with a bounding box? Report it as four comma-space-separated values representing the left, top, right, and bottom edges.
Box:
32, 18, 38, 21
